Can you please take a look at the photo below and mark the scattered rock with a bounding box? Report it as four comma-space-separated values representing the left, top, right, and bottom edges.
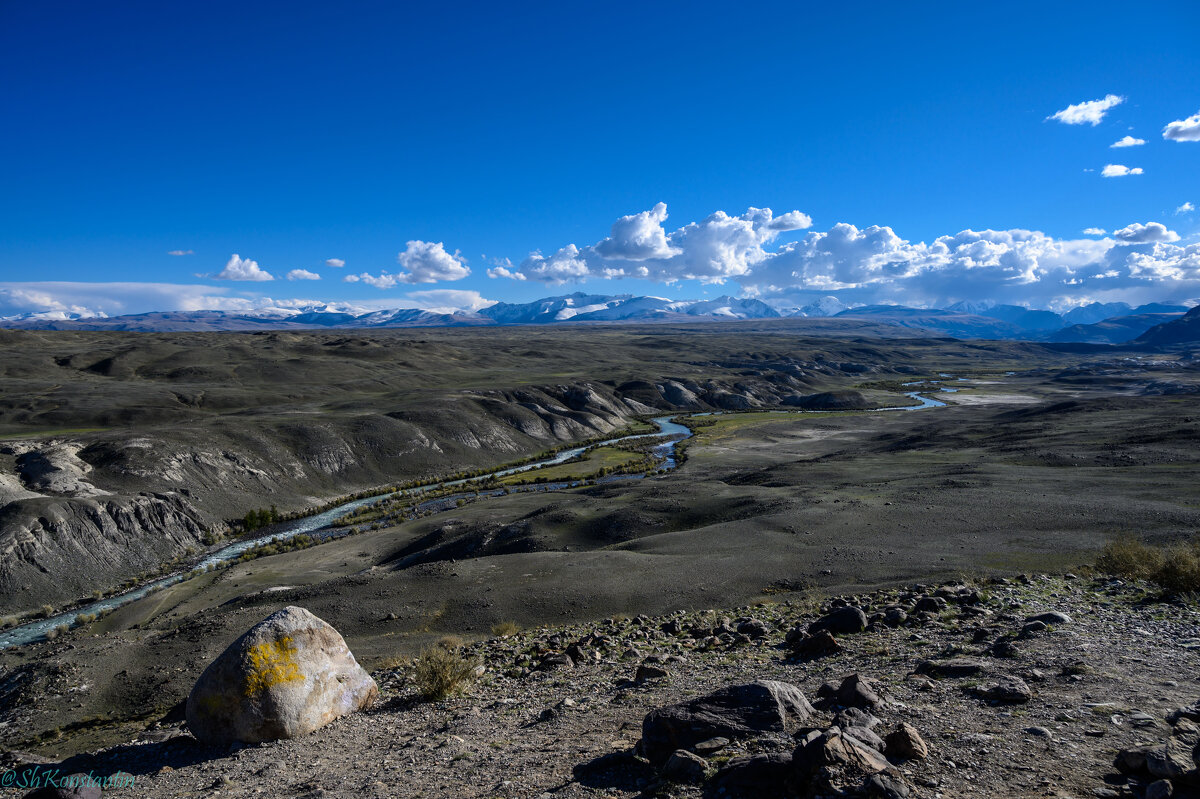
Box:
982, 675, 1033, 704
1145, 779, 1175, 799
791, 630, 843, 660
662, 749, 708, 784
185, 606, 378, 746
793, 727, 891, 784
712, 752, 794, 797
884, 723, 929, 760
917, 658, 986, 678
640, 680, 814, 764
866, 772, 912, 798
635, 662, 669, 683
1025, 611, 1072, 625
809, 605, 868, 635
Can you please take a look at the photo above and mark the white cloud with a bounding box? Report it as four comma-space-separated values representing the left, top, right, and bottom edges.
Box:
1163, 111, 1200, 142
493, 204, 812, 285
485, 258, 526, 281
1113, 222, 1180, 243
1048, 94, 1124, 126
594, 202, 680, 260
1101, 164, 1144, 177
213, 254, 274, 281
286, 269, 321, 281
1178, 202, 1196, 214
324, 258, 345, 268
395, 240, 470, 283
1110, 135, 1145, 148
1082, 228, 1107, 236
342, 241, 470, 288
167, 249, 194, 256
0, 282, 274, 319
343, 272, 400, 289
490, 203, 1200, 309
402, 289, 496, 313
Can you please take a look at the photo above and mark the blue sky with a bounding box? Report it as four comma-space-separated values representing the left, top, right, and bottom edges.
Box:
1, 0, 1198, 317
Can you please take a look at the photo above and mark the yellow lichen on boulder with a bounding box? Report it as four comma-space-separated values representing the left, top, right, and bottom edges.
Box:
186, 606, 377, 746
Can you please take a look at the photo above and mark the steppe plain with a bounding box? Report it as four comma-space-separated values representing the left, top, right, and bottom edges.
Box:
0, 319, 1198, 796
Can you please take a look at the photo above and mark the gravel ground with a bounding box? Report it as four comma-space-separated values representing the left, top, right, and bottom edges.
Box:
4, 574, 1198, 799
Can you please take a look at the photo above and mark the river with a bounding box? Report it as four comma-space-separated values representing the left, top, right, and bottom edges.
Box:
0, 388, 951, 649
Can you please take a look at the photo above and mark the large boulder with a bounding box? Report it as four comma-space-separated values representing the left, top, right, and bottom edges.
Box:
186, 606, 378, 746
641, 680, 814, 764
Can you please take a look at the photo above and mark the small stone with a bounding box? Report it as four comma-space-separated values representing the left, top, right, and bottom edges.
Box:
693, 736, 730, 755
917, 657, 985, 678
737, 619, 770, 638
1145, 779, 1174, 799
1020, 620, 1048, 636
662, 749, 708, 784
834, 707, 881, 730
1025, 611, 1072, 625
883, 722, 928, 760
1146, 739, 1195, 780
635, 662, 669, 683
866, 773, 912, 798
713, 752, 794, 795
539, 653, 574, 670
983, 675, 1032, 704
809, 606, 868, 635
1024, 726, 1052, 738
792, 629, 842, 660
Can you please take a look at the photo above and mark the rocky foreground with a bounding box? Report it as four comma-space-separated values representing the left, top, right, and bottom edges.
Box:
4, 574, 1200, 798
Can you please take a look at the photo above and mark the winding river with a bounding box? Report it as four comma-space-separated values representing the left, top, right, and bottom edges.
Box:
0, 387, 952, 650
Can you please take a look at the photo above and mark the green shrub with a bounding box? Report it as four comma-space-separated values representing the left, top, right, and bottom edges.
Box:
412, 644, 480, 701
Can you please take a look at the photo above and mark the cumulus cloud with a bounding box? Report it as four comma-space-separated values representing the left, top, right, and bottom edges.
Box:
341, 241, 470, 288
489, 203, 1200, 309
324, 258, 345, 268
594, 202, 680, 260
1048, 94, 1124, 126
167, 249, 194, 256
1113, 222, 1180, 243
1163, 111, 1200, 142
343, 272, 399, 289
395, 240, 469, 283
212, 254, 274, 281
286, 269, 321, 281
1178, 202, 1196, 214
494, 205, 812, 285
1101, 164, 1144, 177
485, 259, 526, 281
1110, 135, 1145, 148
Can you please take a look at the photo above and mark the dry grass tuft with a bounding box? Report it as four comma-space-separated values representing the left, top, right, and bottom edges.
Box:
413, 645, 480, 701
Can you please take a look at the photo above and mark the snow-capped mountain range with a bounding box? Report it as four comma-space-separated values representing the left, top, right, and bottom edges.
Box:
0, 292, 1194, 344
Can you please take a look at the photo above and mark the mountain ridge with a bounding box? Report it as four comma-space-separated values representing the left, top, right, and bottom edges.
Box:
1, 292, 1193, 344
